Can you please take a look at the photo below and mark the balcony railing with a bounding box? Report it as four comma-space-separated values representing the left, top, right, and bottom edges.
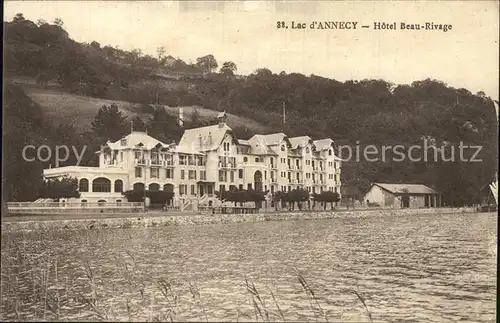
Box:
135, 159, 147, 165
150, 159, 162, 166
219, 162, 237, 169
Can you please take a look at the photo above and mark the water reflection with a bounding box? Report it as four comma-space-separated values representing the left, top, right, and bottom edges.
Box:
1, 213, 496, 322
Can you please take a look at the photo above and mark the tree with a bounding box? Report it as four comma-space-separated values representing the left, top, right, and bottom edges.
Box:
39, 177, 80, 201
196, 54, 218, 73
148, 106, 183, 143
220, 61, 237, 76
36, 18, 48, 26
90, 41, 101, 49
131, 116, 147, 132
123, 189, 174, 206
157, 46, 166, 60
286, 189, 309, 211
91, 103, 128, 141
53, 17, 64, 27
313, 191, 340, 210
13, 13, 25, 22
188, 108, 203, 128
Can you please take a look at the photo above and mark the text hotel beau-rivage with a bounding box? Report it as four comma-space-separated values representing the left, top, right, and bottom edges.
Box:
278, 21, 452, 32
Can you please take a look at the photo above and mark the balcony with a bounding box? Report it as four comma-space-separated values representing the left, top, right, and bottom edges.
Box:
218, 162, 237, 169
104, 159, 118, 166
270, 164, 278, 169
135, 158, 146, 166
150, 159, 162, 166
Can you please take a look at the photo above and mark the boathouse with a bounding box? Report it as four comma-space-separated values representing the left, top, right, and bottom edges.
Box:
364, 183, 441, 209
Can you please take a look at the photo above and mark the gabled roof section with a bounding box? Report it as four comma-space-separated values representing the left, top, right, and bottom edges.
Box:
178, 123, 234, 152
106, 131, 171, 150
288, 136, 314, 149
247, 136, 279, 155
251, 133, 290, 147
313, 138, 334, 151
373, 183, 440, 195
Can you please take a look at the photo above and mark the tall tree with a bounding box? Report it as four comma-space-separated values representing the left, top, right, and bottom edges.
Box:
91, 103, 128, 141
196, 54, 218, 73
220, 61, 237, 76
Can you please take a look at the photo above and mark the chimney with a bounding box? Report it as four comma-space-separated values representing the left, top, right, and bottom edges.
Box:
208, 132, 212, 145
198, 133, 203, 149
217, 111, 227, 128
178, 107, 184, 127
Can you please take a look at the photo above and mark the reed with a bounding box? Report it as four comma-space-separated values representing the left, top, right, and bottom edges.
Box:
1, 228, 376, 322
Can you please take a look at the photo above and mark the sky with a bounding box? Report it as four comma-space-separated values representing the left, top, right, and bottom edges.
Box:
4, 0, 499, 99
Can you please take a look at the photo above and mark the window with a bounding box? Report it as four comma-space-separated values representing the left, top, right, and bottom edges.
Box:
114, 180, 123, 192
197, 156, 204, 166
149, 183, 160, 191
135, 167, 142, 178
329, 149, 333, 156
79, 179, 89, 192
189, 170, 197, 180
151, 168, 159, 178
219, 170, 226, 182
179, 184, 187, 195
133, 183, 144, 191
247, 183, 252, 190
243, 157, 248, 162
92, 177, 111, 192
179, 155, 186, 165
191, 185, 196, 195
255, 157, 260, 162
181, 170, 185, 180
120, 152, 124, 162
166, 168, 174, 179
230, 171, 235, 182
238, 169, 243, 179
281, 145, 285, 151
306, 147, 310, 153
97, 200, 107, 206
135, 151, 141, 159
264, 171, 267, 180
200, 171, 206, 180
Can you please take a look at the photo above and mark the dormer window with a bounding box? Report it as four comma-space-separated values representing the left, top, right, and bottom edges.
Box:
329, 149, 333, 156
281, 145, 285, 151
120, 139, 127, 146
306, 147, 310, 153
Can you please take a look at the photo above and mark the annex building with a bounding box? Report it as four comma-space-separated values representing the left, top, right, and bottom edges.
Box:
43, 112, 342, 207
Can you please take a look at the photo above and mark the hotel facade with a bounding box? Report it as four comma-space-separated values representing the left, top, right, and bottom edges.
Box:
43, 112, 342, 208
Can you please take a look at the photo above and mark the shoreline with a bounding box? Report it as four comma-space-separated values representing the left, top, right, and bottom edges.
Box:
1, 207, 480, 233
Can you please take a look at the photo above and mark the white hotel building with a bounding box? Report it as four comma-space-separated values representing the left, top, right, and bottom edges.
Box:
43, 112, 342, 207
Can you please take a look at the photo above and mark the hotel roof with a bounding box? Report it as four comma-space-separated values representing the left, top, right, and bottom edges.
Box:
373, 183, 440, 195
313, 139, 334, 151
288, 136, 313, 149
178, 123, 234, 152
106, 131, 171, 150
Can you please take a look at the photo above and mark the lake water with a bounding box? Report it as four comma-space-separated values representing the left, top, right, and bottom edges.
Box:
1, 212, 497, 322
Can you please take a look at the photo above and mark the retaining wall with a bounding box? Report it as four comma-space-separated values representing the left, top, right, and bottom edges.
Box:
1, 207, 479, 233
